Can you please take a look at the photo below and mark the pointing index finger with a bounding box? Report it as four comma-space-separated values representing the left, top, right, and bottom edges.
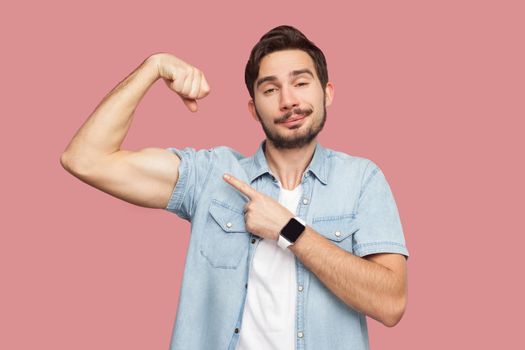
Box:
223, 174, 258, 199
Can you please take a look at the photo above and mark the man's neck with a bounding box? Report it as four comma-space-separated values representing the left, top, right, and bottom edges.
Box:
264, 139, 317, 191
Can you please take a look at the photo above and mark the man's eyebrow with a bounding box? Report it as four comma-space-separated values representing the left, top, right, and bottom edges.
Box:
290, 69, 314, 79
256, 69, 315, 89
256, 75, 278, 89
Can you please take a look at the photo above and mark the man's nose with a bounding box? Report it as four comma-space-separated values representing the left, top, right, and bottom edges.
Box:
279, 85, 300, 111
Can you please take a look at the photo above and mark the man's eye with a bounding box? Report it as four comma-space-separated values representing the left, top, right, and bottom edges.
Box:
296, 82, 309, 87
264, 88, 276, 94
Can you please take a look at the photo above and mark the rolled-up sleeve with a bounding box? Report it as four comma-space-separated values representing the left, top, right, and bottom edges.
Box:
164, 147, 215, 221
353, 162, 410, 260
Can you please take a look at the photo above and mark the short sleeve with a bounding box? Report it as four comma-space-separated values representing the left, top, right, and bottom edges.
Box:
164, 146, 215, 221
353, 162, 410, 260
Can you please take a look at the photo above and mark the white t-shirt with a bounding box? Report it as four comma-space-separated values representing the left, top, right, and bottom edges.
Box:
236, 182, 303, 350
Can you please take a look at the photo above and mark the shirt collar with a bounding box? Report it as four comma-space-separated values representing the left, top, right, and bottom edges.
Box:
248, 139, 329, 185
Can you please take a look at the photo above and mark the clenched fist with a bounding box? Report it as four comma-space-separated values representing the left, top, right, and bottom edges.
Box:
152, 53, 211, 112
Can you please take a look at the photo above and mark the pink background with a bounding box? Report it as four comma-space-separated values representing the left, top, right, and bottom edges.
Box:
2, 0, 523, 349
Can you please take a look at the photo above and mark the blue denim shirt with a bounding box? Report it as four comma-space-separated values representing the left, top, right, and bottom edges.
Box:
164, 140, 409, 350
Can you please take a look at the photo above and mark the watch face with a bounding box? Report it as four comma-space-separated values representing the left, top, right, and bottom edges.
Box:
281, 218, 305, 243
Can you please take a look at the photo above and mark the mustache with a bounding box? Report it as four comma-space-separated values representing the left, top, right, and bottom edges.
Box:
275, 108, 313, 123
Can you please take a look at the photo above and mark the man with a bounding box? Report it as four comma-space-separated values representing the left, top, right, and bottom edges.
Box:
61, 25, 409, 350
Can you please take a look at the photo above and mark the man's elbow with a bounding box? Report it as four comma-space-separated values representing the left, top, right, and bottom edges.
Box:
382, 296, 407, 327
60, 151, 94, 177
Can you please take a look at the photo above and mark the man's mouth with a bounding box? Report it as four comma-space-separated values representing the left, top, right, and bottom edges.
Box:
277, 108, 313, 124
280, 115, 306, 123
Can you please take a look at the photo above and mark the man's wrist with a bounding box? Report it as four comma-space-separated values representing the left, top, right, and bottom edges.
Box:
144, 53, 163, 81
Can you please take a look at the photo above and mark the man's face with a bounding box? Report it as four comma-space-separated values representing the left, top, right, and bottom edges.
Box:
249, 49, 334, 149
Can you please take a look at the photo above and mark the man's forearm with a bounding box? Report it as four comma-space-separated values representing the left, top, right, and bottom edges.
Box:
61, 54, 160, 169
289, 226, 406, 327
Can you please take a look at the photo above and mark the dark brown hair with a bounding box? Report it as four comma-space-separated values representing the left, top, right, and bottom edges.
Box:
244, 25, 329, 100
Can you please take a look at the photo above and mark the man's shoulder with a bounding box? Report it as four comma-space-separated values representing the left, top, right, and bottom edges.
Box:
166, 145, 252, 171
207, 145, 250, 161
192, 145, 255, 171
323, 147, 386, 195
325, 147, 379, 174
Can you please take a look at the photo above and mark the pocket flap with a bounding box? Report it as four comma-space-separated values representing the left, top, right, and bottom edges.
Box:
311, 214, 359, 242
209, 199, 247, 233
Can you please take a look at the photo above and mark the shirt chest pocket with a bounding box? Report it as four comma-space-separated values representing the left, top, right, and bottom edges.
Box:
199, 199, 250, 269
311, 214, 359, 253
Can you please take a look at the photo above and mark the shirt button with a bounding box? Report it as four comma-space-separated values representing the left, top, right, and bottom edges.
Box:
245, 283, 248, 289
298, 331, 304, 338
302, 198, 309, 205
298, 285, 304, 292
335, 231, 341, 237
226, 222, 233, 228
234, 328, 239, 334
251, 238, 256, 244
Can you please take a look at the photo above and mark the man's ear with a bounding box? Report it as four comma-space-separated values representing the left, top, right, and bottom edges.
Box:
324, 82, 334, 107
248, 99, 259, 121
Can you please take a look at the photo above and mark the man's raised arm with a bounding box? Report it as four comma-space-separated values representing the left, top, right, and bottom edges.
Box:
60, 53, 210, 208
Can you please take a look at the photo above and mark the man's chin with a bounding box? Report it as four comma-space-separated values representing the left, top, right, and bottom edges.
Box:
266, 132, 318, 149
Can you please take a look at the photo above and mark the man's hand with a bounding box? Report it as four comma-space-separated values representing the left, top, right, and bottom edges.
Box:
223, 173, 294, 240
154, 53, 211, 112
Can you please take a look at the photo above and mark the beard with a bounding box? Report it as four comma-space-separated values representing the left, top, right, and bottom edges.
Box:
255, 98, 327, 150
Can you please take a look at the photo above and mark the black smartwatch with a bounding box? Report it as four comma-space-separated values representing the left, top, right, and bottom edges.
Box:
278, 217, 306, 249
